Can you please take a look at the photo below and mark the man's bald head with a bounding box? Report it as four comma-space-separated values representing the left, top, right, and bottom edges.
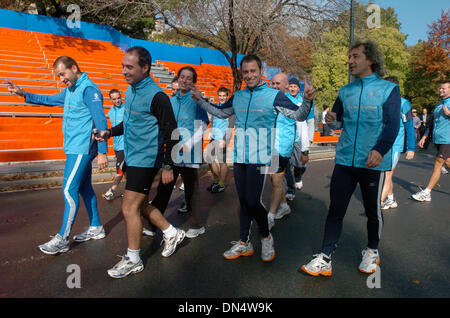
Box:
271, 72, 289, 93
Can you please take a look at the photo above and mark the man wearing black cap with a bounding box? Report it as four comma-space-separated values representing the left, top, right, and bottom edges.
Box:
287, 77, 310, 193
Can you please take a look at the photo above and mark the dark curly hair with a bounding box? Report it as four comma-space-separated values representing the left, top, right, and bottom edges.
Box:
350, 40, 385, 77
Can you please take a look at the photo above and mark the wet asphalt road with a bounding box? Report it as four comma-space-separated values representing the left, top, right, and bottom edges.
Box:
0, 147, 449, 299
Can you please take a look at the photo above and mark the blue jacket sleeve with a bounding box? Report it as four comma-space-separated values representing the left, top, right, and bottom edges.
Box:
372, 86, 401, 156
405, 119, 415, 152
83, 87, 108, 154
25, 89, 66, 106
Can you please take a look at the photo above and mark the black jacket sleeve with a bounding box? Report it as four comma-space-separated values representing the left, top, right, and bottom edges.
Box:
151, 92, 178, 166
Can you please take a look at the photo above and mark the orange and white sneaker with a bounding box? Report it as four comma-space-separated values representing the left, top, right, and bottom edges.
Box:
301, 253, 332, 277
358, 248, 380, 274
223, 241, 254, 260
261, 233, 275, 262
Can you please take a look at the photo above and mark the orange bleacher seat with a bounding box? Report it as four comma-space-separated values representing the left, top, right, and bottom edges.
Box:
0, 27, 267, 163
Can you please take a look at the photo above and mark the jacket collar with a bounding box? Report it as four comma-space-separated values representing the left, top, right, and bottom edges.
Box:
246, 81, 268, 92
131, 75, 153, 90
70, 72, 88, 91
353, 72, 379, 85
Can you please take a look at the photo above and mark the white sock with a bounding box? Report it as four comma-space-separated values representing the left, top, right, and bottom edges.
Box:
267, 213, 275, 220
424, 188, 431, 194
126, 248, 140, 263
387, 194, 394, 200
163, 224, 177, 238
280, 202, 288, 208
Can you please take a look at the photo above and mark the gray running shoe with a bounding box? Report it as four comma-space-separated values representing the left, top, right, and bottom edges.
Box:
381, 198, 398, 210
38, 234, 70, 255
161, 228, 185, 257
274, 204, 291, 220
412, 189, 431, 202
223, 241, 254, 260
261, 234, 275, 262
142, 227, 156, 237
107, 255, 144, 279
73, 226, 106, 242
185, 226, 205, 238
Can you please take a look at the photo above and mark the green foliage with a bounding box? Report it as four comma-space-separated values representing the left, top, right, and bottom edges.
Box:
311, 3, 411, 108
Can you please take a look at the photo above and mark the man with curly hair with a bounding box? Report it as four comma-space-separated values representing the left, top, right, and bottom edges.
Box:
300, 40, 401, 277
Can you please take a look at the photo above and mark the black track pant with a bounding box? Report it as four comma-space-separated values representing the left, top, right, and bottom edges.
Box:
321, 164, 385, 256
152, 166, 203, 228
233, 163, 270, 242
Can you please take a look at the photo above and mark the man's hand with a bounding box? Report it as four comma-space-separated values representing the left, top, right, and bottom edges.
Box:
366, 150, 383, 168
418, 136, 426, 148
443, 105, 450, 117
190, 84, 202, 102
161, 169, 174, 185
94, 130, 111, 142
5, 80, 26, 97
325, 111, 337, 124
97, 153, 108, 170
405, 151, 414, 160
301, 154, 309, 165
303, 75, 316, 100
219, 139, 226, 149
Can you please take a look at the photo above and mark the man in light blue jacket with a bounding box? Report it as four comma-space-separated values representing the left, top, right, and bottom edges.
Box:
103, 89, 126, 201
412, 81, 450, 202
6, 56, 109, 255
380, 76, 415, 210
300, 40, 401, 277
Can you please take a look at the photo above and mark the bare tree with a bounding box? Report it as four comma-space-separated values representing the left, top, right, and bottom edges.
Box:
153, 0, 347, 91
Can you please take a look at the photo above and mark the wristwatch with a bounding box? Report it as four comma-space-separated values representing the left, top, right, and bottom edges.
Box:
163, 164, 173, 171
301, 151, 309, 156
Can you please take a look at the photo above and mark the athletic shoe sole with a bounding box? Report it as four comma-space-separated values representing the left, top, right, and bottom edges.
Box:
262, 251, 276, 263
223, 250, 254, 260
359, 258, 381, 274
108, 265, 144, 279
38, 246, 70, 255
411, 195, 431, 202
300, 265, 332, 277
73, 233, 106, 243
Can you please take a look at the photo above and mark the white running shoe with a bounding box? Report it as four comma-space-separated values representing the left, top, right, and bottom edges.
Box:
442, 167, 448, 175
185, 226, 205, 238
261, 234, 275, 262
274, 204, 291, 220
38, 234, 70, 255
107, 255, 144, 278
300, 253, 332, 277
161, 228, 185, 257
142, 227, 156, 237
358, 248, 380, 274
412, 189, 431, 202
73, 226, 106, 242
223, 241, 254, 260
295, 180, 303, 190
381, 198, 398, 210
102, 188, 115, 201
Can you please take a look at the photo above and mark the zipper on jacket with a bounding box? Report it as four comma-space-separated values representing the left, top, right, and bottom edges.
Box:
243, 91, 253, 162
352, 80, 364, 166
